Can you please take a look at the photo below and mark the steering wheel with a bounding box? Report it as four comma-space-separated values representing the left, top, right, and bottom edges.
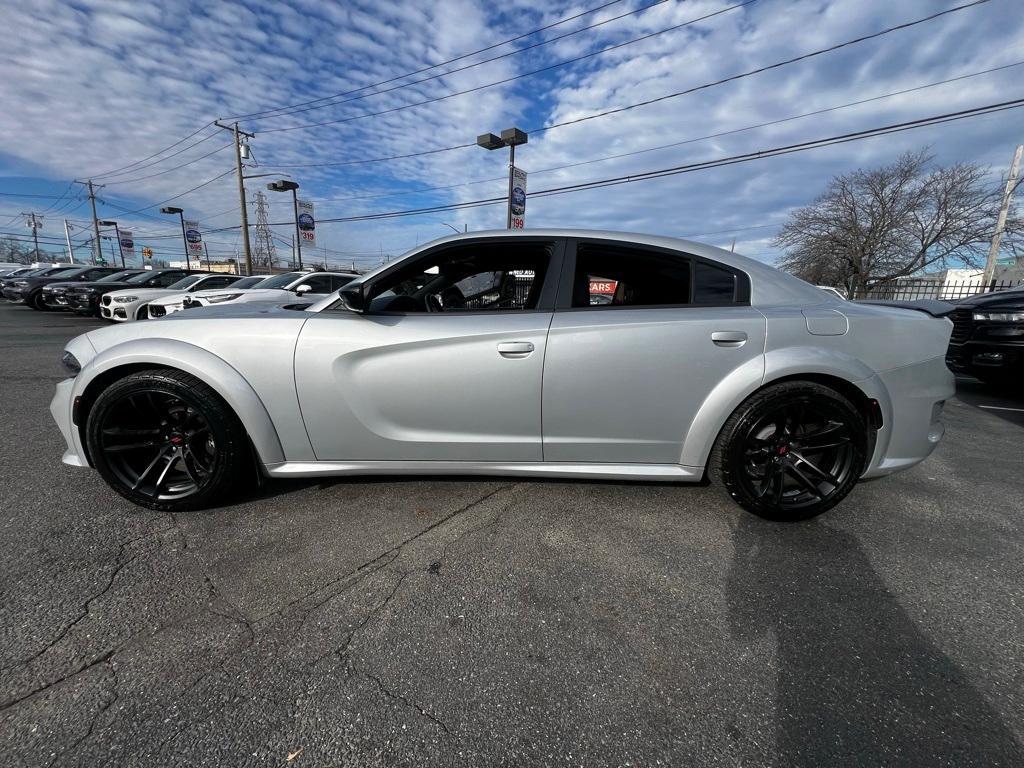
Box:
425, 294, 444, 313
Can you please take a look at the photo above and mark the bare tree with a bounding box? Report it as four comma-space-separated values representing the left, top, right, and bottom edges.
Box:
0, 237, 34, 264
774, 150, 1020, 294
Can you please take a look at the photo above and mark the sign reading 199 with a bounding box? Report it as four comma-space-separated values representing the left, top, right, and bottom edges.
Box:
511, 217, 525, 229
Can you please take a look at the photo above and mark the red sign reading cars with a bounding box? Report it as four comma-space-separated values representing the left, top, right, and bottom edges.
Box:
590, 280, 617, 295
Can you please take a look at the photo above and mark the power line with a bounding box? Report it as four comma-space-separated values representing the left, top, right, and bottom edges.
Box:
306, 58, 1024, 207
103, 143, 233, 185
265, 0, 991, 167
238, 98, 1024, 226
87, 122, 217, 180
259, 0, 755, 134
225, 0, 630, 122
245, 0, 672, 124
105, 168, 236, 215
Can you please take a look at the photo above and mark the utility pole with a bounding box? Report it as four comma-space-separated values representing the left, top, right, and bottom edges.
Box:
203, 241, 212, 271
983, 144, 1023, 287
75, 180, 104, 265
63, 219, 75, 264
215, 120, 255, 275
22, 212, 41, 260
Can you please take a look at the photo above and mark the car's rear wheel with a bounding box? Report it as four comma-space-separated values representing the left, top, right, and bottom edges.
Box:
86, 368, 248, 511
709, 381, 868, 521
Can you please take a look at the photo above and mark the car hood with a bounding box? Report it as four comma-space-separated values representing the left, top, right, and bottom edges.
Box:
104, 287, 175, 301
152, 287, 247, 305
955, 287, 1024, 309
160, 301, 316, 320
66, 280, 135, 292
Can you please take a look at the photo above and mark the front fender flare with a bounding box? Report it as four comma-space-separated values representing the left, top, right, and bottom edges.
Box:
76, 338, 285, 465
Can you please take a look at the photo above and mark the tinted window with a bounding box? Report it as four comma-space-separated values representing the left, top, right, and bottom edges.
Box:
259, 272, 303, 290
330, 275, 356, 291
693, 261, 737, 304
232, 276, 266, 289
147, 272, 187, 287
298, 275, 334, 294
168, 274, 207, 290
200, 276, 238, 290
98, 270, 142, 282
367, 241, 553, 313
572, 244, 691, 308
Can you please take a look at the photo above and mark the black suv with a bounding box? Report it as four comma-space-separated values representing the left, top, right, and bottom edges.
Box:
41, 268, 147, 310
2, 265, 127, 310
946, 284, 1024, 385
65, 268, 192, 316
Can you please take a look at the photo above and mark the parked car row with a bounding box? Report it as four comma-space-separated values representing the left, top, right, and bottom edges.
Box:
0, 265, 358, 321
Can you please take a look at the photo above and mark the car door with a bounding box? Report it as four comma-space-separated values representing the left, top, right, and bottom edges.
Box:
542, 238, 766, 465
294, 237, 564, 462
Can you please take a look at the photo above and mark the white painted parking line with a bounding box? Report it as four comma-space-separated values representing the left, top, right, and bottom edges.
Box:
977, 405, 1024, 412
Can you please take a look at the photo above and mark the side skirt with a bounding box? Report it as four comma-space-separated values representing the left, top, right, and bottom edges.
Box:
263, 460, 703, 483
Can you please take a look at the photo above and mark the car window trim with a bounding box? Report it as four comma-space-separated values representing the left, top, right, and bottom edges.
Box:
324, 235, 566, 315
554, 237, 751, 311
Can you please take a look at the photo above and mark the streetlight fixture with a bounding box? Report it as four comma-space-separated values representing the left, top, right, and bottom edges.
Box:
160, 206, 193, 272
98, 220, 125, 268
477, 127, 527, 229
267, 180, 303, 269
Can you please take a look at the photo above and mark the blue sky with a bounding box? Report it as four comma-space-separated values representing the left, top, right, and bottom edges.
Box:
1, 0, 1022, 270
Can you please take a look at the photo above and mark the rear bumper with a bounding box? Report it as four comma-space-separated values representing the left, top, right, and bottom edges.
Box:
861, 355, 954, 479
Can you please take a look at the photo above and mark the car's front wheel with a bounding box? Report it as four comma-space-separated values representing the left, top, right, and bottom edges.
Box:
86, 368, 249, 511
710, 381, 868, 521
29, 291, 50, 311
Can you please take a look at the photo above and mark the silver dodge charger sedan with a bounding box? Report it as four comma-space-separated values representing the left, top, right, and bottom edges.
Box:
50, 230, 954, 521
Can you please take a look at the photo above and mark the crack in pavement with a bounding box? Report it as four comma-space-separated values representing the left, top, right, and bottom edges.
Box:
261, 483, 516, 632
45, 656, 120, 768
356, 667, 451, 735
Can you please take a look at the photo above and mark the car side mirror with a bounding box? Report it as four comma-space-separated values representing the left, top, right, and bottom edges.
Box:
338, 282, 365, 313
295, 284, 313, 295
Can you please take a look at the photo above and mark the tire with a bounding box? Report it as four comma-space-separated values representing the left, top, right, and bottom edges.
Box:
708, 381, 868, 521
85, 368, 249, 511
29, 291, 50, 311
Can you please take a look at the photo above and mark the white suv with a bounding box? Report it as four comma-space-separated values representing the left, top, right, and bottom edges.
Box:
101, 273, 245, 321
181, 271, 357, 310
146, 275, 272, 318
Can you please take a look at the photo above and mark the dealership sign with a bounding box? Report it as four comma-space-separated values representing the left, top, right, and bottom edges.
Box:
184, 220, 204, 260
118, 230, 134, 262
510, 167, 526, 229
297, 200, 316, 248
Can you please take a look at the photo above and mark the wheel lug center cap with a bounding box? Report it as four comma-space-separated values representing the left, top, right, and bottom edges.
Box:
169, 434, 183, 445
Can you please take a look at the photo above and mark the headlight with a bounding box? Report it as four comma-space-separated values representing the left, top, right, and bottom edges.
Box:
112, 295, 138, 303
206, 293, 243, 303
973, 311, 1024, 322
61, 351, 81, 377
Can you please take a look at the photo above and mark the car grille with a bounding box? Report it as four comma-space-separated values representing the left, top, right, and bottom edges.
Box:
149, 304, 166, 318
101, 295, 112, 306
949, 308, 974, 344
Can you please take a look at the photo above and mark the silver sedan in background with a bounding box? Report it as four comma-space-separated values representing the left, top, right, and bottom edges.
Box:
50, 230, 954, 521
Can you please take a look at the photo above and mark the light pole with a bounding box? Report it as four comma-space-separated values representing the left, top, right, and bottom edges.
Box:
98, 220, 125, 268
267, 180, 302, 270
477, 127, 528, 229
160, 206, 191, 272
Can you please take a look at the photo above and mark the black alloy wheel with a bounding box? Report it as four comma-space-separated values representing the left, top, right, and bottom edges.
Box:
711, 381, 868, 521
30, 291, 50, 311
86, 369, 248, 511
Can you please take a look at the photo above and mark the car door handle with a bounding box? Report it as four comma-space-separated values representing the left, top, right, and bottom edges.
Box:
711, 331, 747, 347
497, 341, 535, 357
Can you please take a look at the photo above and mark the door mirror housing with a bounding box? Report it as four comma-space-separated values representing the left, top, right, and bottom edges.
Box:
338, 281, 366, 313
294, 284, 313, 295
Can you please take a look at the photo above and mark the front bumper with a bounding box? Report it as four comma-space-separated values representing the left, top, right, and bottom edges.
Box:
50, 378, 90, 468
2, 287, 25, 301
946, 340, 1024, 374
100, 304, 130, 320
42, 291, 70, 308
861, 355, 955, 479
67, 293, 101, 313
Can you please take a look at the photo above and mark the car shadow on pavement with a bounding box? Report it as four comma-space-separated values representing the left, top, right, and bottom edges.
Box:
725, 514, 1023, 766
954, 376, 1024, 428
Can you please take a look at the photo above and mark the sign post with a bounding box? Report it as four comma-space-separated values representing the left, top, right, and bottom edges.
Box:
118, 230, 134, 266
184, 220, 204, 270
297, 199, 316, 250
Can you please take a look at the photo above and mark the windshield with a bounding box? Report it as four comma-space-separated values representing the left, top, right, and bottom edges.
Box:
40, 266, 78, 277
256, 272, 302, 290
167, 274, 206, 290
97, 270, 141, 283
125, 271, 161, 284
232, 276, 268, 289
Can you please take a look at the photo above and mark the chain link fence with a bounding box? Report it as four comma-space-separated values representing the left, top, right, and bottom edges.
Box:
853, 279, 1022, 302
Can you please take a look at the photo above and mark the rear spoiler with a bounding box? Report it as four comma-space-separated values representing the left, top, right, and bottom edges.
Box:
854, 299, 956, 318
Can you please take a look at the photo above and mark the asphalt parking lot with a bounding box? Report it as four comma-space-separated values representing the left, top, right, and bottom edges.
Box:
0, 301, 1022, 767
